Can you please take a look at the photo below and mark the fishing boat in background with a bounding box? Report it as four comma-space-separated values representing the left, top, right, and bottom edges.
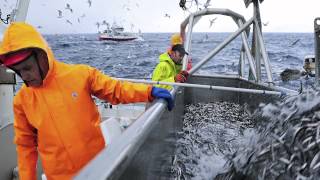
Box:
98, 23, 140, 41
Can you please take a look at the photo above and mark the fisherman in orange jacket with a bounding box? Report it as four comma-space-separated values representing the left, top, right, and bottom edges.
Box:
0, 22, 174, 180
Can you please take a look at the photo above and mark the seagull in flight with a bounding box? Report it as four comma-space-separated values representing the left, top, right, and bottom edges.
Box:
65, 3, 73, 13
66, 20, 73, 25
209, 17, 217, 28
164, 13, 171, 18
262, 21, 269, 26
96, 22, 100, 29
194, 0, 199, 6
57, 10, 63, 18
87, 0, 92, 7
203, 0, 212, 8
102, 20, 108, 26
289, 39, 301, 47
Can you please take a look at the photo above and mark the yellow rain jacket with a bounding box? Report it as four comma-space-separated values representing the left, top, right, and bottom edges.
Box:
151, 52, 179, 90
0, 22, 153, 180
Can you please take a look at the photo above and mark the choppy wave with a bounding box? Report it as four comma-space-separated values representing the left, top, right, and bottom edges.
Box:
215, 89, 320, 180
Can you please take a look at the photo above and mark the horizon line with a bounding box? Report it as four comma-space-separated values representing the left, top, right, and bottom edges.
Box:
42, 31, 314, 35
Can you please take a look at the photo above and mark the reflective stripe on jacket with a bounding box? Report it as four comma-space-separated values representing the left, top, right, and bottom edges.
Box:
0, 22, 153, 180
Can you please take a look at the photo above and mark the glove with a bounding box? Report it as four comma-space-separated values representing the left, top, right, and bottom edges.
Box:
187, 58, 192, 71
151, 87, 174, 111
181, 70, 189, 78
175, 70, 189, 83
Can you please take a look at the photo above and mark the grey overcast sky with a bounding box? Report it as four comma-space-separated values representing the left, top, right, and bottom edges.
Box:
2, 0, 320, 34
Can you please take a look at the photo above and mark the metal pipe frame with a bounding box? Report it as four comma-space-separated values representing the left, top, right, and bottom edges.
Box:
254, 19, 274, 83
314, 17, 320, 86
183, 15, 195, 70
189, 17, 254, 75
239, 47, 245, 77
181, 8, 246, 28
180, 6, 273, 84
253, 1, 261, 82
181, 8, 247, 72
254, 24, 261, 82
237, 20, 257, 80
116, 78, 282, 96
234, 16, 246, 78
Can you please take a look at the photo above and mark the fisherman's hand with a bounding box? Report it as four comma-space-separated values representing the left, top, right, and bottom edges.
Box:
175, 70, 189, 83
151, 87, 174, 111
181, 70, 189, 78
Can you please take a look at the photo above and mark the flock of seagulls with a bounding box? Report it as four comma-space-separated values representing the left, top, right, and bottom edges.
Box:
3, 0, 272, 32
65, 3, 73, 13
55, 1, 93, 26
95, 20, 110, 30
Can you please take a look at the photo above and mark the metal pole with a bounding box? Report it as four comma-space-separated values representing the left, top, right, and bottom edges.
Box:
183, 15, 194, 70
251, 1, 261, 82
238, 20, 257, 80
255, 19, 274, 83
189, 17, 254, 75
254, 24, 261, 82
315, 17, 320, 86
239, 47, 245, 77
116, 78, 282, 96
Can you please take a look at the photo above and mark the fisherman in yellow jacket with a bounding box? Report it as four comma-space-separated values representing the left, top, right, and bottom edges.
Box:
0, 22, 174, 180
152, 44, 189, 90
167, 33, 192, 74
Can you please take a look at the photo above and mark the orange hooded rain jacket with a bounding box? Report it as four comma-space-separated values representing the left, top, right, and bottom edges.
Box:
0, 22, 153, 180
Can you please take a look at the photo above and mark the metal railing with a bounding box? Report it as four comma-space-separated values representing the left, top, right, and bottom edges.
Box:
181, 7, 273, 84
314, 17, 320, 86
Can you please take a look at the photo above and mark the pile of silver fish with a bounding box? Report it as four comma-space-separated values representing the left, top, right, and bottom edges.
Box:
216, 90, 320, 180
169, 102, 253, 180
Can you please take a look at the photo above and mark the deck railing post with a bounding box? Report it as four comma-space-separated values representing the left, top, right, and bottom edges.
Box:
314, 18, 320, 86
183, 15, 195, 70
252, 1, 262, 83
237, 20, 257, 80
0, 68, 15, 128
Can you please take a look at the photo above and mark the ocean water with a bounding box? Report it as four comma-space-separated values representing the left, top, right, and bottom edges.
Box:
44, 32, 315, 91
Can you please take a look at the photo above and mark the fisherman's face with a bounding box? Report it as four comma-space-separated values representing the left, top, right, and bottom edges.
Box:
172, 51, 185, 65
9, 54, 43, 87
